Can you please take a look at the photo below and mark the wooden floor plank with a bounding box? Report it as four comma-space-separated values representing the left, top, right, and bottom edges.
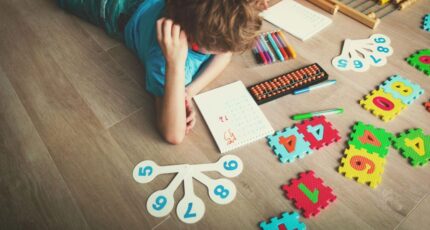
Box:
107, 45, 147, 89
396, 194, 430, 230
11, 0, 147, 129
75, 19, 120, 52
0, 67, 89, 229
0, 2, 162, 229
108, 106, 264, 229
0, 0, 429, 229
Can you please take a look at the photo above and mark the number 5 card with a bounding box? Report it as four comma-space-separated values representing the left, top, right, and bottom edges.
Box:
332, 34, 393, 72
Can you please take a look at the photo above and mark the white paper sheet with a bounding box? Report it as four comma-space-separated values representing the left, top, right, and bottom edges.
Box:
261, 0, 332, 41
194, 81, 274, 153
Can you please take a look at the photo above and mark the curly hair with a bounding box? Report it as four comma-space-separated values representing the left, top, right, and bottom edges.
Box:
165, 0, 263, 52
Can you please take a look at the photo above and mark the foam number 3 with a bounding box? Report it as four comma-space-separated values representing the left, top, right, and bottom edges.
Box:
133, 160, 159, 183
217, 154, 243, 178
208, 179, 236, 205
146, 190, 174, 217
177, 196, 205, 224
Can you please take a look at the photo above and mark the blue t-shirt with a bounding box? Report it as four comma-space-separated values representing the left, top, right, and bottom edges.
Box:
124, 0, 212, 96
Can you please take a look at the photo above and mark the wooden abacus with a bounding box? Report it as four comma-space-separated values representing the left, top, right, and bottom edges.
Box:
247, 63, 329, 105
308, 0, 421, 29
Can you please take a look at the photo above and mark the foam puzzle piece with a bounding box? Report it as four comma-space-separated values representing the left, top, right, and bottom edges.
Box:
406, 49, 430, 76
282, 171, 336, 218
267, 127, 312, 163
422, 14, 430, 32
132, 155, 243, 224
259, 212, 306, 230
349, 121, 393, 158
393, 129, 430, 167
295, 116, 341, 150
380, 75, 424, 105
338, 145, 386, 188
360, 89, 406, 121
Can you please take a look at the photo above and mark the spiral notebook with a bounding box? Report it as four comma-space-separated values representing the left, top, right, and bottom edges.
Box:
261, 0, 332, 41
194, 81, 274, 153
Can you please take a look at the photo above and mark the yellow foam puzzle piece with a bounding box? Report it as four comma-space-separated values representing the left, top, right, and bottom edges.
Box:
338, 146, 386, 188
360, 89, 406, 121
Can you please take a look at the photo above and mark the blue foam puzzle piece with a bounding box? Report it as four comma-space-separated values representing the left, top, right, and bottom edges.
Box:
259, 212, 306, 230
380, 75, 424, 105
422, 14, 430, 32
267, 126, 312, 163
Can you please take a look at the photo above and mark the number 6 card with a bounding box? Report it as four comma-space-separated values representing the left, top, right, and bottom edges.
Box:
332, 34, 393, 72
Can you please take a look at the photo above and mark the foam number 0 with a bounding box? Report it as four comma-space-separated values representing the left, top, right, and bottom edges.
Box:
176, 196, 205, 224
208, 179, 236, 205
372, 96, 396, 111
146, 190, 174, 217
133, 160, 159, 183
350, 156, 375, 174
217, 155, 243, 178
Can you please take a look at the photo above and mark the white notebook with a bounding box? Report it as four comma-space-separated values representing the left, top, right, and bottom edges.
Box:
194, 81, 274, 153
261, 0, 332, 41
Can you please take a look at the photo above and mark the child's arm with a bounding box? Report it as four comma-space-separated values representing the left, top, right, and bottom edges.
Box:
182, 53, 232, 135
156, 18, 188, 144
186, 52, 232, 98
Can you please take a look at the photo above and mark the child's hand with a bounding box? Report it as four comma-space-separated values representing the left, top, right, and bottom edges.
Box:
185, 96, 196, 134
156, 18, 188, 67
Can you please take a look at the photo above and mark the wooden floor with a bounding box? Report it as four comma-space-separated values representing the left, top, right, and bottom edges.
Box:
1, 0, 429, 229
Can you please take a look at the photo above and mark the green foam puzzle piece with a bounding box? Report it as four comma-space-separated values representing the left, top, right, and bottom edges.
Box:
348, 122, 394, 158
393, 129, 430, 167
406, 49, 430, 76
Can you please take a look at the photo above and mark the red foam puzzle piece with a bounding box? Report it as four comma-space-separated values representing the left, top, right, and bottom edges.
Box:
296, 116, 341, 150
282, 171, 336, 218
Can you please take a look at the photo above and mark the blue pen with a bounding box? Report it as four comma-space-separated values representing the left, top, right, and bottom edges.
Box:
267, 33, 284, 61
260, 35, 276, 62
293, 80, 337, 95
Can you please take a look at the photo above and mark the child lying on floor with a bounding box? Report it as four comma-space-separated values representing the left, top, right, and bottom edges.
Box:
58, 0, 268, 144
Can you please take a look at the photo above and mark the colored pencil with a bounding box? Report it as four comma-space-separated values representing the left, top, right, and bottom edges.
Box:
254, 44, 267, 64
256, 40, 270, 63
260, 35, 276, 62
267, 32, 284, 61
271, 32, 288, 60
277, 30, 297, 59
